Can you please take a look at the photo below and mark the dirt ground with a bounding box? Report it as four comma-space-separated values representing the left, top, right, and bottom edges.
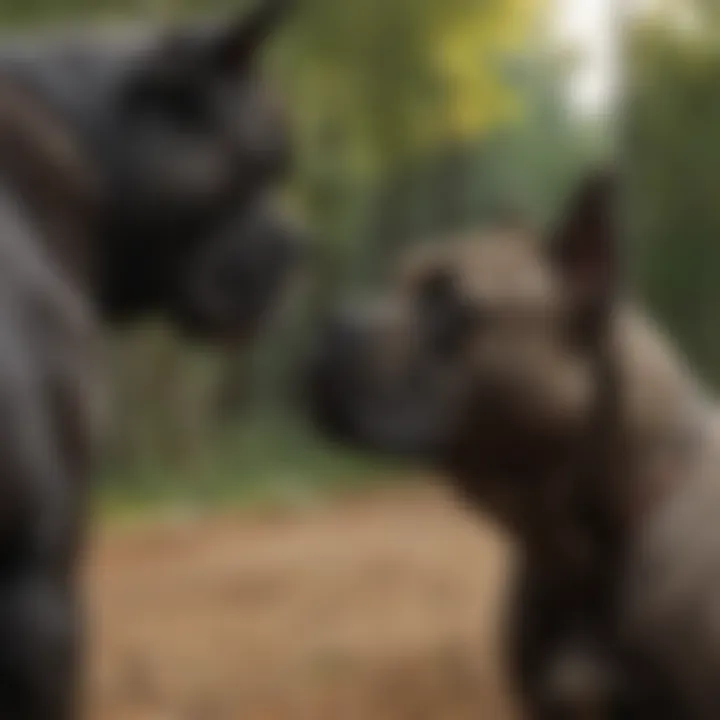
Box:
87, 484, 520, 720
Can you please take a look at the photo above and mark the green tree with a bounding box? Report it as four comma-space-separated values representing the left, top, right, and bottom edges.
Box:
627, 10, 720, 385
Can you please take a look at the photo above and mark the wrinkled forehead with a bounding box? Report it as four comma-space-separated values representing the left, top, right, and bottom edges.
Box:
397, 230, 557, 307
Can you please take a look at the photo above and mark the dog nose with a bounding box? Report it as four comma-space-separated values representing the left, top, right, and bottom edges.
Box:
309, 311, 367, 381
301, 311, 365, 436
310, 307, 374, 378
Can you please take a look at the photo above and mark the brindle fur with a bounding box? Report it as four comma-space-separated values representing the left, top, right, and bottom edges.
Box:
308, 173, 720, 718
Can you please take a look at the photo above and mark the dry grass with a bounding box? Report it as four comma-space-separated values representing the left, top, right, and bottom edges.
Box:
87, 484, 519, 719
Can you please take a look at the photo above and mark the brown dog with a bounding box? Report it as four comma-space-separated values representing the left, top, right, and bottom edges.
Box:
308, 173, 719, 718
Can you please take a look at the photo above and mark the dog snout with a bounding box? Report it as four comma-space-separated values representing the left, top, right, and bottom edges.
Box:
313, 311, 368, 376
303, 311, 369, 430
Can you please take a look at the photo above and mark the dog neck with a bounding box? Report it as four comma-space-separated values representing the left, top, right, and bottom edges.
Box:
548, 309, 706, 568
614, 310, 710, 519
450, 307, 708, 587
0, 76, 99, 288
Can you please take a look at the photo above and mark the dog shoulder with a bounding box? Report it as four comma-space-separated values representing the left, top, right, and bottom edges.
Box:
615, 308, 702, 436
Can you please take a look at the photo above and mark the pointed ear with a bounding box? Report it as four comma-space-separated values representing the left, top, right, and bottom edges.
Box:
549, 169, 618, 334
207, 0, 292, 73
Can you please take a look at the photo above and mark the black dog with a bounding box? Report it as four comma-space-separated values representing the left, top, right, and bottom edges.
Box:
0, 1, 300, 717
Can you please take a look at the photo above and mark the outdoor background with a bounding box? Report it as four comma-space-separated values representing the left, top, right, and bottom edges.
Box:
57, 0, 609, 512
2, 1, 715, 513
2, 0, 718, 718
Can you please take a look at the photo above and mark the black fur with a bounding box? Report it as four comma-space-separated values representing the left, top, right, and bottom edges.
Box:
0, 2, 297, 716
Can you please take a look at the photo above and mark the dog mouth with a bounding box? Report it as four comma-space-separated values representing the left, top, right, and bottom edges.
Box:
307, 382, 446, 459
305, 344, 453, 460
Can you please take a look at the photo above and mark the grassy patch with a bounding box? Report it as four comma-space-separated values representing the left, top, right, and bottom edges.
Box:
96, 413, 410, 521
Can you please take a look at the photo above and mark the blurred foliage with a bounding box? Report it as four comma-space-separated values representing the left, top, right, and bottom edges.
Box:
644, 0, 720, 33
627, 6, 720, 386
0, 0, 606, 505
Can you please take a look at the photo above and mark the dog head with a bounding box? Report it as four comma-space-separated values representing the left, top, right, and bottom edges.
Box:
3, 0, 303, 341
308, 172, 616, 513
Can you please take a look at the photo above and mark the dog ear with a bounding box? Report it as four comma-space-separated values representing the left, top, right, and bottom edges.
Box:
206, 0, 292, 73
124, 1, 290, 104
549, 169, 618, 336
